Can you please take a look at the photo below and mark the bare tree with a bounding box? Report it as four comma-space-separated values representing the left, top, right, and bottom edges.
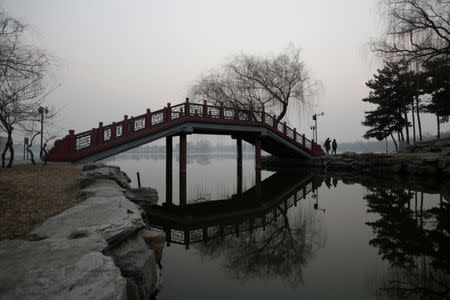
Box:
372, 0, 450, 62
191, 46, 320, 122
0, 9, 51, 167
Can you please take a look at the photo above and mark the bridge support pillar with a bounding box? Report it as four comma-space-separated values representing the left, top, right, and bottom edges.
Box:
179, 134, 187, 206
255, 138, 262, 170
255, 139, 262, 200
165, 136, 173, 205
237, 138, 243, 195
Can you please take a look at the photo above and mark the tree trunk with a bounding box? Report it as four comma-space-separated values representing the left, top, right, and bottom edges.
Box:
43, 148, 48, 166
1, 133, 14, 168
404, 111, 410, 144
416, 97, 422, 141
27, 147, 36, 165
411, 101, 416, 144
7, 139, 14, 168
276, 103, 288, 122
400, 130, 405, 141
1, 140, 7, 168
1, 134, 12, 168
437, 115, 441, 139
390, 133, 398, 152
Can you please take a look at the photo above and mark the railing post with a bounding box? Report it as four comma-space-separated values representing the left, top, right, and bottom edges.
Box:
146, 109, 151, 129
203, 100, 207, 118
123, 115, 129, 136
91, 128, 97, 146
293, 128, 297, 142
302, 134, 306, 146
111, 122, 117, 139
272, 115, 277, 128
166, 102, 171, 122
68, 130, 75, 153
98, 122, 104, 144
219, 102, 224, 119
283, 122, 287, 135
185, 97, 190, 117
129, 116, 134, 133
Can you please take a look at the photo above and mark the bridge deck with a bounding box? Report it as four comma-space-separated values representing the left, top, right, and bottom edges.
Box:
47, 100, 324, 162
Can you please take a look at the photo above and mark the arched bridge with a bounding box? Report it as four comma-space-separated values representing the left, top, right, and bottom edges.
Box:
47, 99, 324, 163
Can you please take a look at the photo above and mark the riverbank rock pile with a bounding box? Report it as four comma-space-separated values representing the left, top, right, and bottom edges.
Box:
315, 152, 450, 177
399, 137, 450, 154
263, 151, 450, 178
0, 163, 164, 300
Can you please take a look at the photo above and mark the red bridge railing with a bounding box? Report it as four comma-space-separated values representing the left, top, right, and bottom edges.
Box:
48, 99, 324, 161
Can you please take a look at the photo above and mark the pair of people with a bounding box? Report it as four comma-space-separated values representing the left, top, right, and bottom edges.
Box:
324, 138, 337, 155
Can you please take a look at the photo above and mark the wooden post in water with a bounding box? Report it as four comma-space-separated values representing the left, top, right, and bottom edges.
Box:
136, 172, 141, 188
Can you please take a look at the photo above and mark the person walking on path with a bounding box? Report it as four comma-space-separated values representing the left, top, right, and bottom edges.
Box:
324, 138, 331, 155
332, 139, 337, 155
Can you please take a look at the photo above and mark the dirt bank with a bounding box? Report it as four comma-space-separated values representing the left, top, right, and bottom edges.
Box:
0, 163, 81, 240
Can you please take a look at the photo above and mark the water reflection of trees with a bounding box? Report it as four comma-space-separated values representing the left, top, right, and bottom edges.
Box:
364, 189, 450, 299
195, 204, 325, 287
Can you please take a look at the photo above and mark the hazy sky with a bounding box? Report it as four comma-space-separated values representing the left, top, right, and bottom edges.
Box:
2, 0, 446, 143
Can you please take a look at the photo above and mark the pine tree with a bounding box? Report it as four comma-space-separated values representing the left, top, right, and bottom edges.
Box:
422, 56, 450, 139
362, 61, 418, 149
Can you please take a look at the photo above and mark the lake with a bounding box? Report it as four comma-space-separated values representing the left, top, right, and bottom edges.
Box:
104, 152, 450, 300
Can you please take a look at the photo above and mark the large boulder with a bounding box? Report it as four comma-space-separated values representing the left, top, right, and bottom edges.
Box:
0, 234, 127, 300
79, 166, 132, 190
141, 230, 166, 263
125, 187, 158, 209
31, 180, 145, 246
106, 230, 159, 300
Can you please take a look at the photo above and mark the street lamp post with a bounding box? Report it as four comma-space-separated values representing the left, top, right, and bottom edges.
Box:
312, 112, 324, 143
38, 106, 48, 158
310, 125, 316, 142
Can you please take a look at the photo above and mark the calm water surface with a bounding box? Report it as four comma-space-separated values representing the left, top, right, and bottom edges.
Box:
104, 152, 450, 300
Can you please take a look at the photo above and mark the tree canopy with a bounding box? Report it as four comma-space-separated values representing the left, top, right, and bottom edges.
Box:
191, 46, 320, 122
362, 60, 418, 148
373, 0, 450, 62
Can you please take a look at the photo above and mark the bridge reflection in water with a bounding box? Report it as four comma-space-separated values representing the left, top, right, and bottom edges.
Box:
146, 171, 324, 249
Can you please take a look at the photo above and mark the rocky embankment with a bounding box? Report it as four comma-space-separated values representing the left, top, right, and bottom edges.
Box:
264, 137, 450, 178
0, 163, 162, 300
264, 151, 450, 179
265, 151, 450, 177
315, 152, 450, 177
